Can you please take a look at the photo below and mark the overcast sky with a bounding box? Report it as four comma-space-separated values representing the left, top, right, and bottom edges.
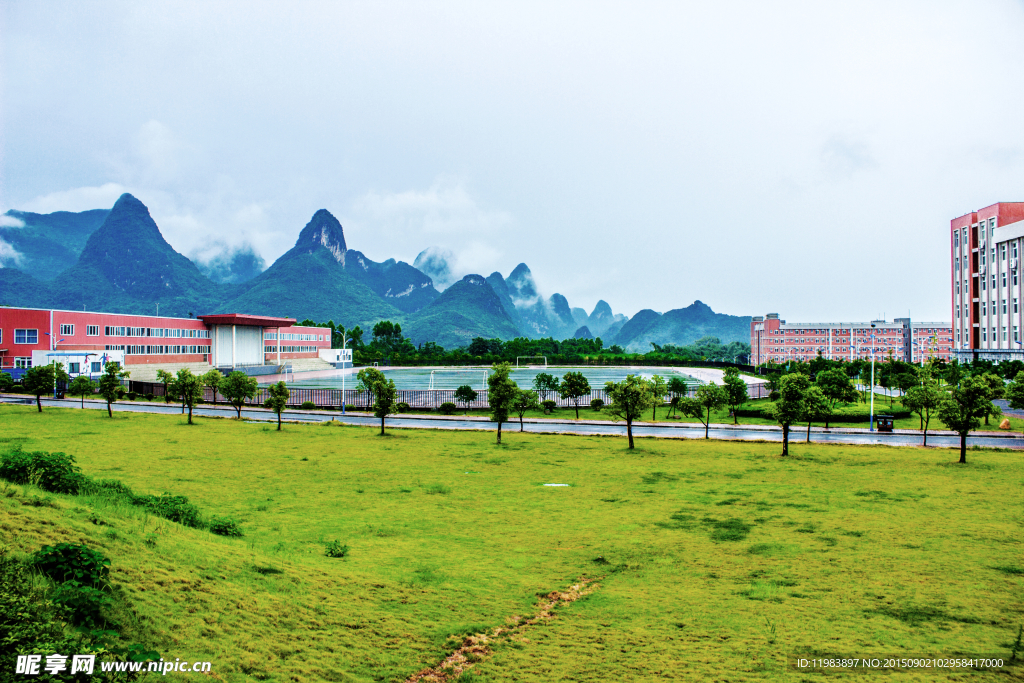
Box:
3, 1, 1024, 322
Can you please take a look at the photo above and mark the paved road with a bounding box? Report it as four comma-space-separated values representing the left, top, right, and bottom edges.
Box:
5, 396, 1021, 449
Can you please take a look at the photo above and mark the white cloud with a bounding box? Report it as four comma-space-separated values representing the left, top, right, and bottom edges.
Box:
0, 239, 23, 265
21, 183, 127, 214
0, 215, 25, 228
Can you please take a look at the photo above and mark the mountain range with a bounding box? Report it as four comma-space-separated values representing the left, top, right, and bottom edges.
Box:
0, 194, 751, 350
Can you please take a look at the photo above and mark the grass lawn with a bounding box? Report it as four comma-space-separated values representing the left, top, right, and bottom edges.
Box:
1, 405, 1022, 681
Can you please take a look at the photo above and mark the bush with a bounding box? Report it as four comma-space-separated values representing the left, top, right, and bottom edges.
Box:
438, 402, 457, 415
50, 582, 112, 628
590, 398, 604, 410
8, 385, 24, 393
32, 543, 109, 589
0, 547, 82, 659
127, 391, 137, 401
324, 540, 349, 558
145, 393, 154, 401
300, 401, 316, 410
542, 400, 557, 412
116, 388, 125, 399
0, 448, 84, 494
133, 494, 204, 529
208, 517, 244, 537
396, 402, 410, 413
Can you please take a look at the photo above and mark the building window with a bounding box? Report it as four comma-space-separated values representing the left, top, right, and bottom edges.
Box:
14, 329, 38, 345
992, 247, 996, 261
1003, 272, 1008, 288
982, 278, 987, 291
1003, 327, 1008, 341
87, 325, 99, 336
1015, 298, 1019, 314
982, 302, 987, 316
982, 252, 986, 266
1016, 327, 1020, 342
954, 232, 960, 247
983, 328, 987, 342
1002, 245, 1008, 260
68, 362, 80, 374
90, 361, 101, 372
1015, 243, 1019, 260
14, 357, 31, 368
992, 274, 997, 289
60, 324, 74, 336
1015, 273, 1019, 287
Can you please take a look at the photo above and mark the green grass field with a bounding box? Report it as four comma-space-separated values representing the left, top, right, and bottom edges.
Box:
2, 405, 1022, 681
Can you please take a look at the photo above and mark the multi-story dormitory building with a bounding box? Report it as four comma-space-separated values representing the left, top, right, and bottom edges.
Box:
950, 202, 1024, 362
750, 314, 952, 366
0, 307, 350, 380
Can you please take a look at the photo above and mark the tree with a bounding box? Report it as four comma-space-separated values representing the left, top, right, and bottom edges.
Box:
815, 367, 858, 429
512, 389, 540, 432
220, 371, 259, 418
559, 371, 591, 419
68, 375, 96, 409
454, 384, 478, 414
721, 368, 749, 425
98, 362, 129, 418
903, 380, 943, 446
649, 375, 668, 420
487, 362, 519, 444
201, 369, 223, 405
1004, 371, 1024, 436
356, 367, 398, 435
978, 372, 1005, 425
894, 371, 918, 403
605, 375, 655, 449
680, 382, 728, 439
156, 369, 174, 403
533, 373, 560, 402
23, 364, 58, 412
801, 385, 829, 443
264, 381, 290, 431
763, 372, 810, 456
0, 372, 13, 392
170, 368, 204, 425
936, 375, 993, 464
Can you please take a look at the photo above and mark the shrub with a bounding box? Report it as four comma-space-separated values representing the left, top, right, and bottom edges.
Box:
32, 543, 109, 588
0, 449, 84, 494
300, 401, 316, 410
438, 402, 457, 415
590, 398, 604, 410
127, 391, 137, 401
8, 385, 24, 393
83, 478, 135, 500
133, 494, 204, 529
50, 582, 112, 628
208, 517, 244, 537
0, 547, 82, 658
396, 402, 410, 413
116, 388, 125, 399
145, 393, 154, 401
542, 400, 557, 412
324, 540, 349, 558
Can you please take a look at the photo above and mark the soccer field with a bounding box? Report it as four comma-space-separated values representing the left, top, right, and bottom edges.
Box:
1, 405, 1021, 681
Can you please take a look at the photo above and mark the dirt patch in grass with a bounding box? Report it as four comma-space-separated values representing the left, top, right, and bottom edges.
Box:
405, 576, 601, 682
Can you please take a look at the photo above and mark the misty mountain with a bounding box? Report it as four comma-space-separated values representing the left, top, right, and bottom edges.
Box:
0, 208, 109, 280
413, 247, 457, 290
612, 300, 750, 352
344, 250, 439, 313
192, 244, 266, 285
406, 274, 520, 349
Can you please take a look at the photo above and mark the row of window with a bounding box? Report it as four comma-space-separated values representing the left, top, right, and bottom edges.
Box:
104, 327, 210, 339
264, 345, 318, 353
263, 333, 323, 342
104, 345, 209, 355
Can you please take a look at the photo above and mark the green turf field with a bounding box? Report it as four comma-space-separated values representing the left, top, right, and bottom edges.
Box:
1, 405, 1021, 681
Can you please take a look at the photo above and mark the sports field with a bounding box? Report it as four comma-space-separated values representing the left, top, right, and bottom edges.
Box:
1, 405, 1021, 681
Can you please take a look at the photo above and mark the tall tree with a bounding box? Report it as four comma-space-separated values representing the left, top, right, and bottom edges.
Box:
23, 364, 59, 412
801, 385, 829, 443
512, 388, 540, 432
721, 368, 749, 425
649, 375, 668, 421
357, 367, 399, 435
264, 381, 290, 431
156, 369, 174, 403
815, 367, 858, 429
978, 372, 1005, 425
559, 371, 591, 420
170, 368, 204, 425
68, 375, 96, 409
532, 372, 560, 402
680, 382, 728, 439
0, 372, 12, 392
605, 375, 655, 449
98, 362, 129, 418
454, 384, 478, 414
935, 374, 992, 464
903, 380, 943, 446
1004, 371, 1024, 436
764, 372, 810, 456
220, 370, 259, 418
487, 362, 519, 444
201, 369, 223, 405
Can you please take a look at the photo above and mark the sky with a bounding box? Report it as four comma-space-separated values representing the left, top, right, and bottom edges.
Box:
2, 1, 1024, 323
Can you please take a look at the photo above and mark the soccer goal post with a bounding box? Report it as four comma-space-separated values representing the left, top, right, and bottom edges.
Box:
428, 368, 490, 390
516, 356, 548, 369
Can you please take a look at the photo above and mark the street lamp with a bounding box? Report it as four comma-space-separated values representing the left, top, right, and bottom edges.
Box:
43, 333, 66, 398
340, 333, 352, 415
869, 325, 877, 432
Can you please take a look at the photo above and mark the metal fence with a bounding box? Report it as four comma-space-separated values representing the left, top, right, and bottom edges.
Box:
129, 379, 771, 409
